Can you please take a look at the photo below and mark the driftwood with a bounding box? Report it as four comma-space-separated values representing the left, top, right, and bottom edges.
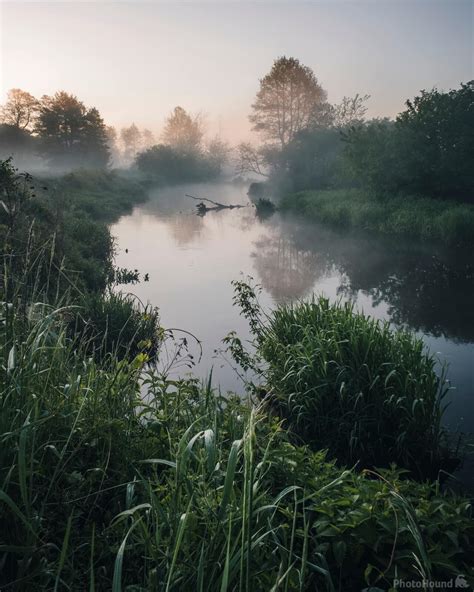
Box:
185, 194, 246, 216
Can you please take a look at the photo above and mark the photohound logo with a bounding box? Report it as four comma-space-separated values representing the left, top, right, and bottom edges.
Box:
389, 575, 471, 589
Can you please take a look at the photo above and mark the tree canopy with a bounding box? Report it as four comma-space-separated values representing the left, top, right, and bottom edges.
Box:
250, 56, 329, 148
162, 106, 203, 155
35, 91, 109, 168
0, 89, 38, 130
344, 82, 474, 201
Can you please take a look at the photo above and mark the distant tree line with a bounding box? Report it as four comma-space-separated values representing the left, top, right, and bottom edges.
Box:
0, 89, 110, 169
135, 106, 229, 183
241, 56, 473, 203
0, 91, 229, 181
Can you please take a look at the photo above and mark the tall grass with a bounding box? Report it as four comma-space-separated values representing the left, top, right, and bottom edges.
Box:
1, 160, 473, 588
1, 280, 473, 589
279, 189, 474, 246
229, 282, 453, 478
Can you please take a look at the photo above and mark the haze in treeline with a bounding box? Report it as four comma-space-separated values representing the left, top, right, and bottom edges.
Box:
2, 56, 472, 203
1, 1, 474, 589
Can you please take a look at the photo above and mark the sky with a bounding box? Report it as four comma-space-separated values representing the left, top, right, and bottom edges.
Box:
0, 0, 472, 142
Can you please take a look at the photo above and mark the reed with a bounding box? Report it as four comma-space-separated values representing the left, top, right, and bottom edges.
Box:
280, 189, 474, 246
1, 291, 473, 589
230, 281, 453, 478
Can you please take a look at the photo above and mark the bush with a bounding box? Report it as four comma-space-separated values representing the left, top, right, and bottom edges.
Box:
254, 197, 276, 219
343, 82, 474, 202
69, 291, 162, 362
1, 299, 473, 590
135, 144, 219, 184
229, 282, 453, 478
0, 160, 147, 295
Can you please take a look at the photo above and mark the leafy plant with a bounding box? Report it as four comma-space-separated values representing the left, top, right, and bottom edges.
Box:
228, 280, 454, 478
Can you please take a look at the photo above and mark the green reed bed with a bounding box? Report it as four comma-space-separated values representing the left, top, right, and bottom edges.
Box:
229, 281, 456, 479
279, 189, 474, 246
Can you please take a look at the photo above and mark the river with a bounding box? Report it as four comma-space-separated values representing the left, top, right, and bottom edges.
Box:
112, 181, 474, 487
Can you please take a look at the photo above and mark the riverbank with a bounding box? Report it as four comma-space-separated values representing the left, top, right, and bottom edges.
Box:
40, 168, 148, 223
279, 189, 474, 246
2, 291, 473, 589
32, 168, 148, 292
2, 164, 473, 588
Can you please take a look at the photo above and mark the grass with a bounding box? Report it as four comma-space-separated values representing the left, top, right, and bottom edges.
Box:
1, 160, 148, 294
39, 168, 148, 223
228, 281, 455, 479
279, 189, 474, 246
2, 160, 473, 588
1, 296, 473, 590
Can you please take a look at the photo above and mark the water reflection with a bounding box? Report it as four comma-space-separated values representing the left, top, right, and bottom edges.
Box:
267, 218, 474, 342
112, 180, 473, 451
251, 234, 326, 302
169, 213, 204, 247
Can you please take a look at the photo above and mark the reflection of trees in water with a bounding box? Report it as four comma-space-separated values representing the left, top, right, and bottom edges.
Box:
283, 220, 474, 343
339, 253, 474, 343
251, 233, 326, 302
169, 213, 204, 247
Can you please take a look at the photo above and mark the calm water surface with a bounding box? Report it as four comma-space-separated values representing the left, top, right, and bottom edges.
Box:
112, 181, 474, 485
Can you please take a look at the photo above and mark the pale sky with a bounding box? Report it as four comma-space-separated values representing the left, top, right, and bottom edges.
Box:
0, 0, 472, 142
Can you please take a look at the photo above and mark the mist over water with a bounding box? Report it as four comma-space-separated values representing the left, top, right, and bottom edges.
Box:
112, 182, 474, 451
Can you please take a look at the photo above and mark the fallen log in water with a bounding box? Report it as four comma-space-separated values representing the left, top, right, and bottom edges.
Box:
185, 193, 247, 215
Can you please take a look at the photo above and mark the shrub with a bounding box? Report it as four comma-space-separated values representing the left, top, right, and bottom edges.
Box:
254, 197, 276, 219
229, 282, 452, 478
135, 144, 219, 184
69, 291, 162, 362
1, 301, 473, 590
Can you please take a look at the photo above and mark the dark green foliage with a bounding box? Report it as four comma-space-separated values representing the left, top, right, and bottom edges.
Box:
1, 297, 473, 590
342, 119, 399, 191
43, 168, 147, 222
34, 91, 110, 169
0, 160, 146, 295
135, 143, 221, 184
254, 197, 276, 219
278, 127, 347, 193
0, 123, 38, 161
229, 282, 452, 478
70, 292, 162, 362
344, 82, 474, 202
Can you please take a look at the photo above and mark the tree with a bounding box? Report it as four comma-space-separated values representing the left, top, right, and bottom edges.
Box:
333, 94, 370, 128
0, 124, 38, 163
250, 57, 329, 148
82, 107, 110, 167
343, 82, 474, 201
141, 128, 155, 150
1, 89, 39, 130
35, 91, 109, 168
120, 124, 142, 163
105, 126, 121, 165
395, 81, 474, 199
206, 136, 229, 175
162, 106, 203, 155
235, 142, 269, 178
